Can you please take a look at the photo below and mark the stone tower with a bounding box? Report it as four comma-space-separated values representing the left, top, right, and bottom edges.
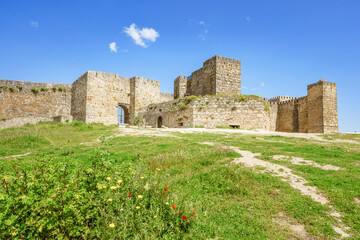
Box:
307, 79, 338, 133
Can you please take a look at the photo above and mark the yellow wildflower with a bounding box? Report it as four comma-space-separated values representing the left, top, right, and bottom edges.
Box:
106, 177, 111, 181
154, 215, 157, 218
132, 172, 135, 175
115, 172, 119, 174
116, 185, 120, 188
129, 167, 132, 170
117, 180, 123, 184
109, 223, 115, 228
136, 206, 140, 209
103, 185, 107, 188
143, 205, 145, 208
140, 176, 144, 179
138, 195, 143, 199
108, 199, 112, 202
165, 202, 169, 205
156, 168, 161, 171
110, 186, 117, 190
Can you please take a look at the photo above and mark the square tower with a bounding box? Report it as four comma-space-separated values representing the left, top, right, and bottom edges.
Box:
307, 79, 338, 133
184, 55, 241, 96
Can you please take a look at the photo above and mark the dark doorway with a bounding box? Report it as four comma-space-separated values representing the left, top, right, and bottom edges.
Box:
118, 105, 129, 124
157, 116, 162, 128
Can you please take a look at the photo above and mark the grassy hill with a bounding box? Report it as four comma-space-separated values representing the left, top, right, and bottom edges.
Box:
0, 122, 359, 239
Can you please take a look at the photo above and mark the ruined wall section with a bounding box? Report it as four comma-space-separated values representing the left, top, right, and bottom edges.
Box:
187, 57, 217, 96
85, 71, 130, 125
0, 79, 72, 126
214, 56, 241, 95
139, 96, 271, 130
174, 76, 187, 99
71, 72, 88, 122
159, 93, 174, 102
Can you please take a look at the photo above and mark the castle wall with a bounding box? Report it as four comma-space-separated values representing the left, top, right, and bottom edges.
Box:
83, 71, 130, 125
0, 79, 72, 128
276, 101, 297, 132
295, 97, 308, 133
71, 72, 88, 122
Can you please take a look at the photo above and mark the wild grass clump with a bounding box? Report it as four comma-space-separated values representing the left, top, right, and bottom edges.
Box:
0, 151, 192, 239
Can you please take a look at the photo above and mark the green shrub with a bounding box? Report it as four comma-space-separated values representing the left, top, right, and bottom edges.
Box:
8, 87, 14, 92
58, 87, 63, 92
31, 88, 38, 94
184, 95, 198, 104
40, 87, 47, 92
52, 87, 57, 92
17, 85, 22, 90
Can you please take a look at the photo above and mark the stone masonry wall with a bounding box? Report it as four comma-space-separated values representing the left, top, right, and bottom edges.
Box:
174, 76, 187, 99
322, 82, 338, 133
295, 96, 308, 133
71, 72, 88, 122
85, 71, 130, 125
187, 57, 217, 96
307, 81, 325, 133
139, 96, 271, 130
130, 76, 163, 124
0, 79, 72, 123
276, 100, 297, 132
214, 56, 241, 95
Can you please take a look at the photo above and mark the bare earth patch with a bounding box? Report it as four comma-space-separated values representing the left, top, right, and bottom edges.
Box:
272, 212, 309, 239
273, 155, 344, 171
355, 198, 360, 205
201, 142, 351, 238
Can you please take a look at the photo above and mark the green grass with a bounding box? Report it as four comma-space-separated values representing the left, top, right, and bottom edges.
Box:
0, 123, 359, 239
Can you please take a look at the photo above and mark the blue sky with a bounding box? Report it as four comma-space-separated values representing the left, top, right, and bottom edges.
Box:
0, 0, 359, 132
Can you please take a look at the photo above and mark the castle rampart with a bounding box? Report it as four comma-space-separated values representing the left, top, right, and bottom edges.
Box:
0, 56, 338, 133
0, 79, 72, 129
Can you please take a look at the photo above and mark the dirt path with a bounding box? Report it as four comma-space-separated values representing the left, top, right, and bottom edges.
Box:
160, 127, 359, 144
0, 152, 31, 159
273, 155, 344, 171
201, 142, 350, 239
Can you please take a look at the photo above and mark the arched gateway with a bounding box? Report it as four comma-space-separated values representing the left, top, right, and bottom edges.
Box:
117, 103, 130, 124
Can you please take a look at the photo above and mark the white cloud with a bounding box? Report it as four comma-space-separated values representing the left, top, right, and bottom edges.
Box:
124, 23, 159, 48
29, 20, 39, 27
198, 34, 206, 41
199, 21, 205, 25
260, 82, 265, 87
109, 42, 118, 53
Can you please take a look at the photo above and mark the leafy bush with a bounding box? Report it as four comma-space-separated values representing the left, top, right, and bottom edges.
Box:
40, 87, 47, 92
31, 88, 38, 94
17, 86, 22, 90
0, 151, 192, 239
178, 102, 188, 110
58, 87, 63, 92
8, 87, 14, 92
52, 87, 57, 92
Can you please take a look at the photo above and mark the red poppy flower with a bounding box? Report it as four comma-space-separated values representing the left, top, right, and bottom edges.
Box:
164, 187, 168, 191
161, 192, 164, 195
63, 182, 67, 186
179, 210, 182, 214
128, 192, 131, 197
193, 211, 196, 215
182, 216, 187, 220
165, 164, 167, 167
172, 205, 176, 209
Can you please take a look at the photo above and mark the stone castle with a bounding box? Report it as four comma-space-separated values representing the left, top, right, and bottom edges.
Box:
0, 55, 338, 133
